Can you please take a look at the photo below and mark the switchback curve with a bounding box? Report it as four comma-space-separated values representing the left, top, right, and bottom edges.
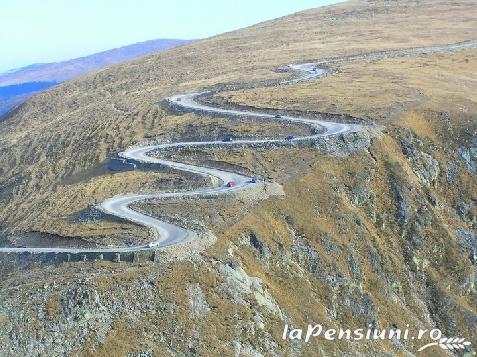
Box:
2, 40, 476, 254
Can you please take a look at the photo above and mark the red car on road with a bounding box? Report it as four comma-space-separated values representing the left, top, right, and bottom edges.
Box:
226, 181, 237, 187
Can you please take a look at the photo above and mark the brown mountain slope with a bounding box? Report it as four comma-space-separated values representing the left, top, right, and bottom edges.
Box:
0, 0, 476, 237
0, 0, 476, 356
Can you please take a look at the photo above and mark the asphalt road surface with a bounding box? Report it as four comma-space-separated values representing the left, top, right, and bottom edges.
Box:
3, 40, 476, 254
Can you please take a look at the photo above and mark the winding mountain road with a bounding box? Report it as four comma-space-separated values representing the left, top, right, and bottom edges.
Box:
1, 40, 476, 254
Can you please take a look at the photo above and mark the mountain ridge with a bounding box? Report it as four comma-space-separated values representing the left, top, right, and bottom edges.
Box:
0, 38, 194, 86
0, 38, 194, 117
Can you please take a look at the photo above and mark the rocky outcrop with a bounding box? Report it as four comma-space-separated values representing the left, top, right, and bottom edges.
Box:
458, 138, 477, 174
456, 228, 477, 261
217, 261, 283, 319
188, 284, 210, 318
314, 130, 376, 157
398, 128, 440, 187
411, 151, 439, 187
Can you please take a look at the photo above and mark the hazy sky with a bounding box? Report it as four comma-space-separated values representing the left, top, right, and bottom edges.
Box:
0, 0, 341, 72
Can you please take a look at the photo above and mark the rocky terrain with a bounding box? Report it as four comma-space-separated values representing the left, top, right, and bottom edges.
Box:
0, 0, 476, 356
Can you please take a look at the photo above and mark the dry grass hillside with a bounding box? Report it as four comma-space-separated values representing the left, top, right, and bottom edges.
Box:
0, 0, 476, 237
213, 49, 477, 123
0, 0, 476, 356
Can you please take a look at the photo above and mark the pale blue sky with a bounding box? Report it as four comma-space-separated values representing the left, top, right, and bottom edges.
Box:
0, 0, 341, 73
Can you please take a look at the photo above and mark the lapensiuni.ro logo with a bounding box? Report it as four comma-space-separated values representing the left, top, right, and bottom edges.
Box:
282, 324, 472, 352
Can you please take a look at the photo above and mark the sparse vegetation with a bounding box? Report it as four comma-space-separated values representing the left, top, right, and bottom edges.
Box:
0, 0, 476, 356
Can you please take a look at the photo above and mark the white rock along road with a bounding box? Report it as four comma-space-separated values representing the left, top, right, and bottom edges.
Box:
2, 40, 476, 254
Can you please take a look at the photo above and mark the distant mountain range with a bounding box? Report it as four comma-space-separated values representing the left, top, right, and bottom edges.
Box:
0, 38, 193, 117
